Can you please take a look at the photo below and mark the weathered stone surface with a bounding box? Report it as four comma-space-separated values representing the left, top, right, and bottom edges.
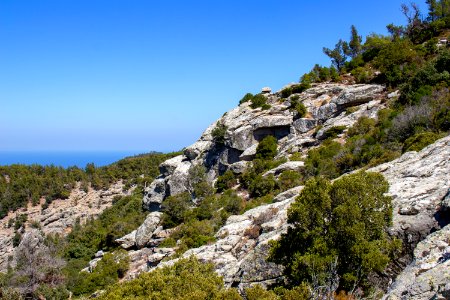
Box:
159, 156, 184, 177
116, 230, 137, 249
184, 141, 213, 160
313, 102, 338, 121
250, 116, 293, 130
383, 224, 450, 300
239, 144, 258, 161
263, 161, 304, 177
143, 178, 166, 211
166, 160, 192, 196
228, 125, 254, 151
370, 135, 450, 239
135, 212, 163, 249
292, 118, 317, 133
229, 161, 248, 174
273, 186, 304, 202
0, 181, 130, 271
330, 84, 384, 107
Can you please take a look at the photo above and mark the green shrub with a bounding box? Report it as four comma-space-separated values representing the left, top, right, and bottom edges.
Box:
277, 170, 302, 191
171, 219, 216, 251
161, 192, 192, 228
321, 125, 347, 139
248, 174, 276, 198
212, 122, 228, 145
256, 136, 278, 160
269, 172, 400, 291
97, 257, 241, 300
239, 92, 254, 105
215, 170, 237, 192
403, 131, 443, 152
250, 94, 271, 110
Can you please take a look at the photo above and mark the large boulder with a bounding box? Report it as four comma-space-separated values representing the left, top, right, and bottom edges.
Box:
135, 212, 164, 249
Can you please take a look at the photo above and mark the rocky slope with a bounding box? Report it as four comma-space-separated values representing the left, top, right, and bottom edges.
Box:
0, 181, 131, 270
96, 82, 448, 298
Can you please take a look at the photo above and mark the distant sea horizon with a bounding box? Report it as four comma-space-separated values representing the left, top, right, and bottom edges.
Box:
0, 150, 154, 168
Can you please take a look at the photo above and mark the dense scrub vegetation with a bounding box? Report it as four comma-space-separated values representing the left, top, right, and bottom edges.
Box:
0, 152, 178, 219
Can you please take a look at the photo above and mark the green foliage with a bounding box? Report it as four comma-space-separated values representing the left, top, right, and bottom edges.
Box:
239, 92, 254, 104
256, 135, 278, 160
323, 39, 349, 71
161, 192, 192, 228
280, 83, 310, 99
269, 172, 400, 291
290, 97, 307, 118
403, 131, 444, 152
348, 25, 362, 58
170, 219, 216, 252
70, 250, 129, 296
321, 125, 347, 140
277, 170, 302, 192
212, 122, 228, 145
215, 170, 237, 192
97, 257, 241, 300
250, 94, 271, 110
0, 152, 176, 218
248, 174, 277, 198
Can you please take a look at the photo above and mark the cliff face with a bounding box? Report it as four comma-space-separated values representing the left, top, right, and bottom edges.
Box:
142, 83, 386, 212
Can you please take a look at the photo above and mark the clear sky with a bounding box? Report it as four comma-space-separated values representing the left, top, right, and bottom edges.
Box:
0, 0, 427, 152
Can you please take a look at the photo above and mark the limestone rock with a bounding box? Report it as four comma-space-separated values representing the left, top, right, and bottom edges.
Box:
135, 212, 163, 249
143, 178, 166, 211
292, 118, 317, 133
383, 224, 450, 300
263, 161, 304, 177
116, 230, 137, 249
239, 144, 258, 161
229, 161, 248, 174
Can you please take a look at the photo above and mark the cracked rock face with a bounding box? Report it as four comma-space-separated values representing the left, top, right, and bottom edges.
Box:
142, 83, 386, 212
383, 224, 450, 300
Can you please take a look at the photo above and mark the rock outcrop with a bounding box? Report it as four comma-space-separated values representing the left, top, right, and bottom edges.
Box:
142, 83, 386, 211
0, 181, 131, 271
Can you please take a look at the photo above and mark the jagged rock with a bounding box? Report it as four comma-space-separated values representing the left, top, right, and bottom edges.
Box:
330, 84, 384, 108
229, 161, 248, 174
166, 160, 192, 196
273, 186, 304, 202
95, 250, 105, 258
250, 115, 293, 130
159, 156, 184, 177
441, 188, 450, 211
383, 224, 450, 300
116, 230, 137, 249
228, 125, 254, 151
184, 141, 213, 160
263, 161, 304, 177
156, 196, 296, 290
239, 144, 258, 161
292, 118, 317, 133
135, 212, 163, 249
0, 181, 129, 272
370, 135, 450, 240
314, 102, 338, 121
143, 178, 166, 211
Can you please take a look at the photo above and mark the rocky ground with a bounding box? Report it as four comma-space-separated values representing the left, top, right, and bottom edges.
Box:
110, 82, 449, 299
0, 181, 131, 270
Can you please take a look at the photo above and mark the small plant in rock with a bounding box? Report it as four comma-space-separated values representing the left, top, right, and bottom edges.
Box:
239, 92, 254, 104
250, 94, 271, 110
212, 122, 228, 145
256, 136, 278, 160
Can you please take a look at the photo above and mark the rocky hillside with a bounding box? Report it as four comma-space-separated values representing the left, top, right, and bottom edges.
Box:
106, 82, 449, 298
0, 181, 131, 270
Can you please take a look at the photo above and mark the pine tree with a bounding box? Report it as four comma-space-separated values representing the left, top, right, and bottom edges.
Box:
348, 25, 362, 58
323, 39, 349, 71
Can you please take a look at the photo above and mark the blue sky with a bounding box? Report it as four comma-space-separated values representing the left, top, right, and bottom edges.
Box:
0, 0, 427, 152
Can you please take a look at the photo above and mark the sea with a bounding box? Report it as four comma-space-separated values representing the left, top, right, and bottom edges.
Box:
0, 151, 148, 168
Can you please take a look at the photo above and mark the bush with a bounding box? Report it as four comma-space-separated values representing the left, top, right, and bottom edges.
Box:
161, 192, 192, 228
215, 170, 237, 192
97, 257, 241, 300
322, 125, 347, 139
239, 92, 254, 105
269, 172, 400, 291
403, 131, 443, 152
248, 174, 276, 197
256, 136, 278, 160
277, 170, 302, 191
211, 122, 228, 145
250, 94, 271, 110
